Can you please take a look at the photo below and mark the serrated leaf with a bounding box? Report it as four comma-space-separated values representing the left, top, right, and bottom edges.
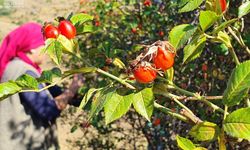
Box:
38, 67, 62, 83
89, 88, 115, 120
199, 11, 219, 31
57, 35, 75, 54
212, 18, 238, 34
189, 121, 220, 141
104, 91, 133, 124
223, 60, 250, 106
176, 135, 196, 150
223, 108, 250, 140
47, 40, 62, 65
70, 13, 94, 26
0, 82, 22, 101
132, 88, 154, 121
179, 0, 203, 13
169, 24, 197, 49
16, 74, 38, 89
238, 1, 250, 17
78, 88, 98, 110
183, 34, 206, 63
76, 25, 95, 34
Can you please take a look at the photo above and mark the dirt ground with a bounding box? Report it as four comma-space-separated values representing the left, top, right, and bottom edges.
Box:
0, 1, 148, 149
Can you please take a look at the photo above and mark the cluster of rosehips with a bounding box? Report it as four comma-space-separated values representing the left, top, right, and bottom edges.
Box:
131, 41, 176, 84
43, 20, 76, 39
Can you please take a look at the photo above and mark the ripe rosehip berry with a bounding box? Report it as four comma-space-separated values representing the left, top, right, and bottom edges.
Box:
220, 0, 227, 12
153, 118, 161, 126
144, 0, 152, 7
133, 65, 157, 83
159, 31, 164, 37
58, 20, 76, 39
202, 63, 208, 72
153, 47, 175, 71
95, 21, 101, 27
43, 24, 60, 39
131, 28, 137, 34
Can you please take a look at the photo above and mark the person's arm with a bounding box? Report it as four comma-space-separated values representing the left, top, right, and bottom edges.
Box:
19, 71, 81, 121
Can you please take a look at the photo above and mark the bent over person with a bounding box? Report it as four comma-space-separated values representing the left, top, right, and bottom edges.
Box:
0, 22, 81, 150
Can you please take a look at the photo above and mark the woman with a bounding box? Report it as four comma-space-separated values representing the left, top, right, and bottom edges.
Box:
0, 22, 80, 150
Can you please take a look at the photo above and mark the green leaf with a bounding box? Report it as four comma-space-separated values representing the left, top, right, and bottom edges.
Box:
194, 147, 207, 150
70, 125, 78, 133
38, 67, 62, 83
178, 0, 190, 7
176, 135, 196, 150
223, 108, 250, 140
104, 91, 133, 124
212, 18, 238, 34
223, 60, 250, 106
113, 58, 126, 69
78, 88, 98, 110
132, 88, 154, 121
199, 11, 219, 31
16, 74, 39, 89
179, 0, 203, 13
189, 121, 220, 141
89, 88, 115, 120
64, 67, 97, 76
76, 25, 95, 34
169, 24, 197, 49
216, 31, 232, 48
131, 44, 144, 52
238, 1, 250, 17
0, 82, 22, 101
183, 34, 206, 63
42, 38, 56, 53
47, 40, 62, 65
70, 13, 94, 25
57, 34, 75, 54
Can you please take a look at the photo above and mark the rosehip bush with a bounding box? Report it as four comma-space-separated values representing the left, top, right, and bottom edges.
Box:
1, 0, 250, 149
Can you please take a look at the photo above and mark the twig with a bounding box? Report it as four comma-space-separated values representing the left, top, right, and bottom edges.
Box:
154, 102, 189, 123
20, 77, 69, 93
96, 68, 136, 89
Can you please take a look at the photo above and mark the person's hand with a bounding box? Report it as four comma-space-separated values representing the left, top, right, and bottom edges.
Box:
68, 74, 84, 95
55, 74, 83, 110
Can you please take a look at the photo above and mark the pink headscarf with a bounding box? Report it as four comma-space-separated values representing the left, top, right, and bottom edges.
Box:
0, 22, 45, 80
